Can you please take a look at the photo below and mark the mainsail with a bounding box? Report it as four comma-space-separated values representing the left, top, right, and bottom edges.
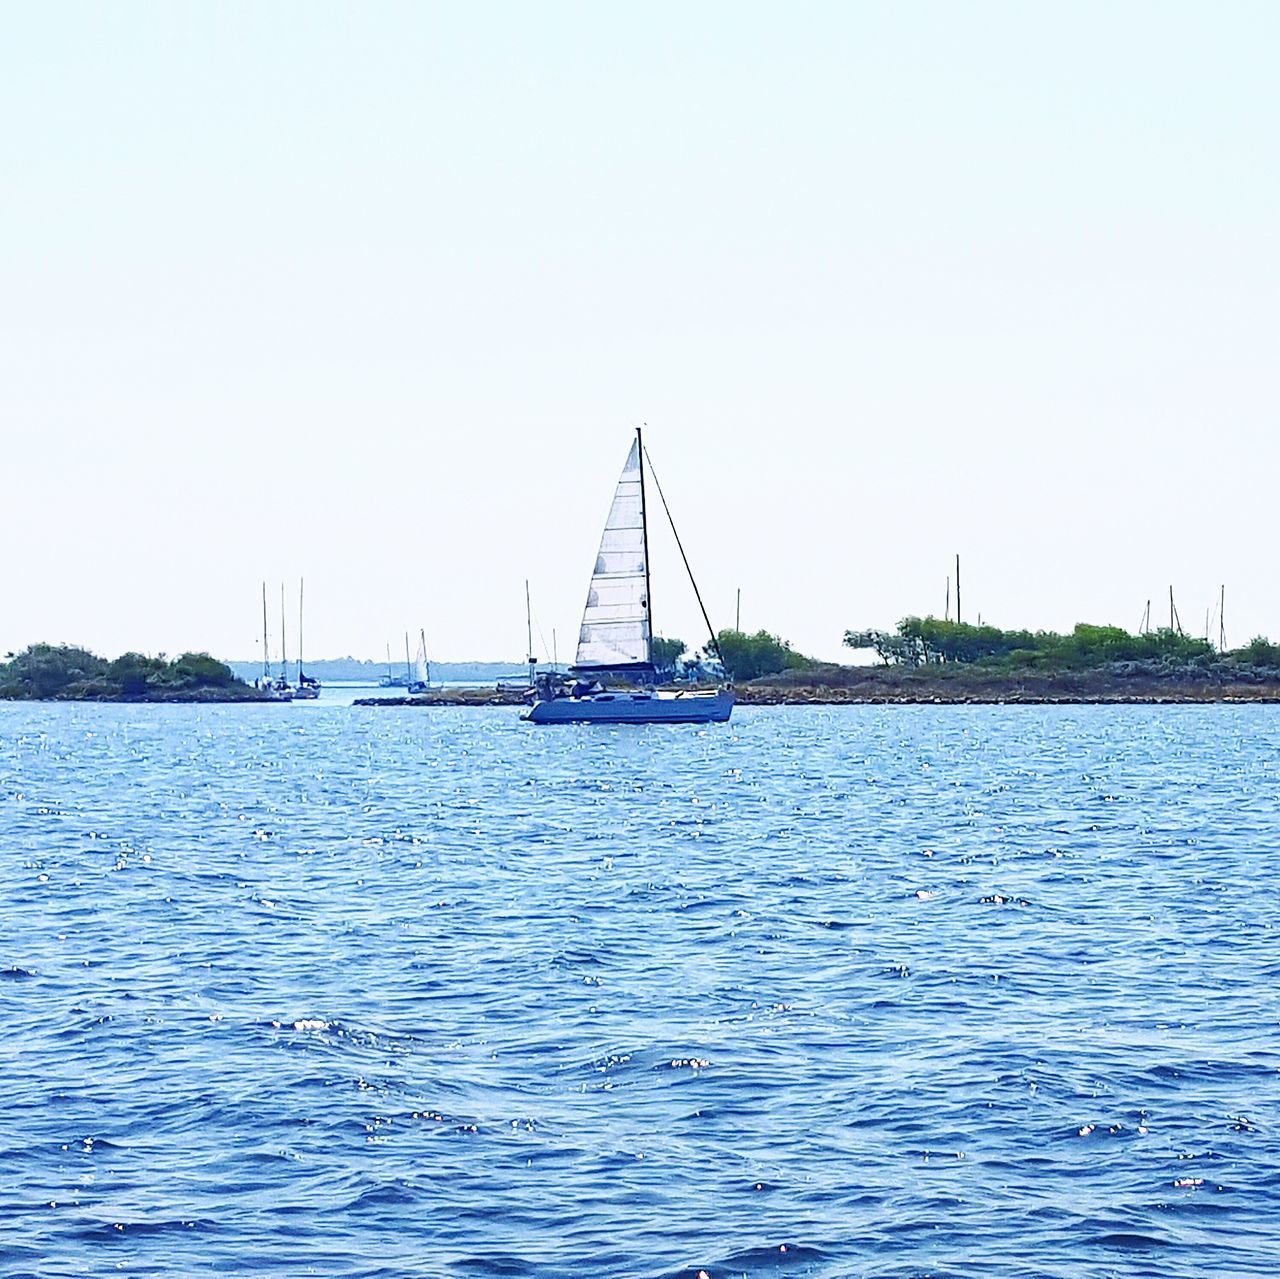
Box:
413, 630, 430, 686
574, 437, 651, 670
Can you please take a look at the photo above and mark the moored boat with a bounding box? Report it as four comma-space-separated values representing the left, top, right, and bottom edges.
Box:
294, 577, 321, 699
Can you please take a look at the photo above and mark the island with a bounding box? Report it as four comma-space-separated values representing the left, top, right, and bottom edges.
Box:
0, 645, 274, 702
742, 620, 1280, 703
356, 621, 1280, 706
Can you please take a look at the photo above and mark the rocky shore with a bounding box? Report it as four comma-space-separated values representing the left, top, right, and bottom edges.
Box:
354, 668, 1280, 707
353, 690, 528, 707
0, 687, 281, 703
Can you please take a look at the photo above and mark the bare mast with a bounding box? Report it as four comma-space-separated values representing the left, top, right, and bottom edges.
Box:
297, 577, 304, 685
526, 579, 536, 686
280, 582, 288, 684
636, 426, 654, 665
261, 582, 270, 681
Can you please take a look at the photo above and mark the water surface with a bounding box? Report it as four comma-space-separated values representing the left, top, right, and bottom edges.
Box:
1, 704, 1277, 1277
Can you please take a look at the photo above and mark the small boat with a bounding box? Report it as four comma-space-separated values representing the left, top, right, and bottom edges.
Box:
255, 581, 293, 700
524, 429, 733, 725
379, 642, 408, 687
294, 578, 321, 699
274, 582, 296, 699
407, 628, 432, 694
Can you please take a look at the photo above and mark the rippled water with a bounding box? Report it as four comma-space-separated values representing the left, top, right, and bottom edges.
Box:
2, 704, 1278, 1278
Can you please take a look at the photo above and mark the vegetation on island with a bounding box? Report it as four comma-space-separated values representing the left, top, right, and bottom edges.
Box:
711, 616, 1280, 702
650, 636, 688, 670
844, 619, 1224, 671
649, 631, 813, 681
713, 629, 813, 682
0, 645, 265, 701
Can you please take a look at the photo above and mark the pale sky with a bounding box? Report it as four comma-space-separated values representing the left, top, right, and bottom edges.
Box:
2, 1, 1276, 664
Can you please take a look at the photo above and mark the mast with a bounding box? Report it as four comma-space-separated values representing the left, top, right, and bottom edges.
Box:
526, 579, 536, 685
420, 628, 430, 685
280, 582, 288, 683
261, 581, 270, 681
298, 577, 304, 683
385, 642, 393, 681
636, 426, 653, 665
1220, 584, 1226, 651
404, 631, 412, 682
955, 554, 962, 625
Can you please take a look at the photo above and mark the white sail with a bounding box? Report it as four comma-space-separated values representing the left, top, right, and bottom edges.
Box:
414, 630, 430, 685
574, 438, 651, 668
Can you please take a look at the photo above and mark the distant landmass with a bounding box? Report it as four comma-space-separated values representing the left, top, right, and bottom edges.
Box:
227, 657, 529, 685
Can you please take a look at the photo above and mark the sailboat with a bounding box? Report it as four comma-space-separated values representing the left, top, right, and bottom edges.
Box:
407, 628, 432, 694
379, 642, 408, 687
294, 577, 321, 699
272, 582, 294, 697
523, 428, 734, 724
256, 581, 292, 700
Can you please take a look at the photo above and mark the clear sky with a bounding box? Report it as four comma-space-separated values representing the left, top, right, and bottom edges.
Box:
2, 1, 1276, 664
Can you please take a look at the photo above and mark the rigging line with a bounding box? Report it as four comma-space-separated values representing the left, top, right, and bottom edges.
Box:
640, 441, 719, 653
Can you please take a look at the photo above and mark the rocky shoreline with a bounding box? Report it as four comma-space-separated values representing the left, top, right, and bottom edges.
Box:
353, 690, 528, 707
353, 674, 1280, 707
0, 688, 280, 704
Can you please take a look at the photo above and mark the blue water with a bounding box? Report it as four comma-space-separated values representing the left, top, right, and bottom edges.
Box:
2, 704, 1278, 1278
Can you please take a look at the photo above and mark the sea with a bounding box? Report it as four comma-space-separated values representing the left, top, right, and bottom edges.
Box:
2, 703, 1277, 1278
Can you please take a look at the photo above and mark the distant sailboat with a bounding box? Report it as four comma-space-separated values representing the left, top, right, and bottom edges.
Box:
294, 577, 321, 699
523, 428, 733, 724
407, 628, 432, 694
379, 642, 408, 687
256, 581, 292, 700
273, 582, 294, 697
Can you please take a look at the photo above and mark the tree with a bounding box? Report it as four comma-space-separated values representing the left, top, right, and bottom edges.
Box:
714, 629, 811, 682
0, 644, 107, 698
650, 636, 686, 671
844, 629, 925, 666
170, 652, 235, 688
1233, 636, 1280, 668
848, 617, 1216, 670
108, 652, 166, 696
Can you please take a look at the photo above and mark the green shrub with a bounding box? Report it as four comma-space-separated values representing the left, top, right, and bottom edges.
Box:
650, 636, 686, 671
0, 644, 245, 699
714, 629, 812, 682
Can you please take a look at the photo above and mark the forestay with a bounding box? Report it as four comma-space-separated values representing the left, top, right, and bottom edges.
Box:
574, 438, 651, 669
